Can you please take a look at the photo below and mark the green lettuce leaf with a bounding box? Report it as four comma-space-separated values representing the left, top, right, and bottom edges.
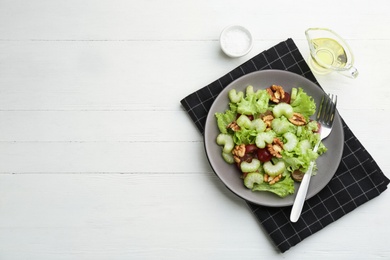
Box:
237, 93, 258, 115
290, 87, 316, 117
236, 90, 270, 115
233, 128, 257, 145
215, 109, 236, 134
252, 174, 295, 197
255, 90, 271, 114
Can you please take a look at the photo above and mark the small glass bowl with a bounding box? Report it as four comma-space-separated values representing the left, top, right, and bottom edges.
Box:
220, 25, 253, 58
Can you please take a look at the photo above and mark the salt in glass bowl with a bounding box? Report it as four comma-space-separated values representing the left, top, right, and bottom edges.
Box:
220, 25, 253, 58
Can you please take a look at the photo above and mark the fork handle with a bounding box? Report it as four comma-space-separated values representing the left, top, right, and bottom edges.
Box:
290, 161, 315, 222
290, 139, 322, 222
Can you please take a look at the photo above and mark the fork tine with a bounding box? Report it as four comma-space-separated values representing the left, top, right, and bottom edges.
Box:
317, 94, 329, 123
317, 93, 337, 126
316, 94, 326, 122
324, 94, 333, 124
328, 94, 337, 125
323, 93, 337, 125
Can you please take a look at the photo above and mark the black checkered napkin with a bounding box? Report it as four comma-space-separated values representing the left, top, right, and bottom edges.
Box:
180, 38, 389, 252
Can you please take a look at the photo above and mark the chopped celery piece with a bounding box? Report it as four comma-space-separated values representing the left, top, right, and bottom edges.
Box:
263, 161, 286, 177
297, 139, 311, 154
296, 126, 303, 137
216, 133, 234, 153
237, 116, 266, 132
271, 117, 295, 135
240, 159, 261, 173
255, 131, 275, 148
228, 89, 244, 103
244, 172, 264, 189
222, 152, 234, 164
283, 132, 298, 152
291, 87, 297, 102
246, 85, 254, 95
272, 103, 294, 118
236, 114, 252, 129
250, 118, 266, 132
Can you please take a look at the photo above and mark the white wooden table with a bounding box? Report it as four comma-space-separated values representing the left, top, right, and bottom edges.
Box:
1, 1, 389, 259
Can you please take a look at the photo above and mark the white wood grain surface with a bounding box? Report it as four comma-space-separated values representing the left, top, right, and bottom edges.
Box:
1, 0, 389, 259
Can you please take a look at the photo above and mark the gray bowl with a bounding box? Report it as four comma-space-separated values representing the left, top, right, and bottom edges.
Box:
204, 70, 344, 207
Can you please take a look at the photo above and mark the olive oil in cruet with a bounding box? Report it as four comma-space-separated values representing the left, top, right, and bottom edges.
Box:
310, 38, 348, 69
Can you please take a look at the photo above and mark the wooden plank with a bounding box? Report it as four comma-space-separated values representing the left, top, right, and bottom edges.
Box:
0, 141, 212, 173
0, 108, 388, 172
0, 40, 389, 111
0, 110, 202, 142
0, 173, 388, 259
0, 1, 389, 40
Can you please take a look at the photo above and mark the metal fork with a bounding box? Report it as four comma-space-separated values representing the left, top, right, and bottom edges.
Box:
290, 93, 338, 223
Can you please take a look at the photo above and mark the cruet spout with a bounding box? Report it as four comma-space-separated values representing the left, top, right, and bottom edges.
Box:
339, 66, 359, 78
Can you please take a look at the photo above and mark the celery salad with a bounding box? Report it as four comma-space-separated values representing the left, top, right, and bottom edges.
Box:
215, 85, 327, 198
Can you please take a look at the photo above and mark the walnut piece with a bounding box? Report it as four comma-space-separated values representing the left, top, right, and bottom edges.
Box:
264, 173, 283, 185
267, 138, 284, 158
233, 155, 241, 164
273, 138, 284, 149
227, 121, 240, 132
269, 174, 282, 185
267, 85, 286, 103
288, 112, 307, 126
262, 114, 274, 129
232, 144, 245, 158
232, 144, 246, 164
